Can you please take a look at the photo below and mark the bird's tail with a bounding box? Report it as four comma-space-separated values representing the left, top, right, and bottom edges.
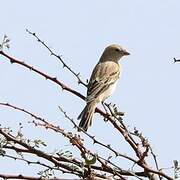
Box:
78, 101, 96, 131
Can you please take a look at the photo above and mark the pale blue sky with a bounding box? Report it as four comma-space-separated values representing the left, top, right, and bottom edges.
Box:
0, 0, 180, 178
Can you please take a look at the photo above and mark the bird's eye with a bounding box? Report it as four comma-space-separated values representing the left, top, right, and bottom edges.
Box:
115, 48, 120, 52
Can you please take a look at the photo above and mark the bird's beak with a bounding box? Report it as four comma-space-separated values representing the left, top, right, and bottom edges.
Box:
124, 51, 130, 56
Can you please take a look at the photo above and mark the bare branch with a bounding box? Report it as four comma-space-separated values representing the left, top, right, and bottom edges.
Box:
0, 174, 80, 180
26, 29, 87, 86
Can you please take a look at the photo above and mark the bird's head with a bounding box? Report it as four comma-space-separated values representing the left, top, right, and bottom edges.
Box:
100, 44, 130, 63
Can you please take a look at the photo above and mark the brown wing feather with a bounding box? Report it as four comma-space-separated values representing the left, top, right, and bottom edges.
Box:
87, 61, 120, 102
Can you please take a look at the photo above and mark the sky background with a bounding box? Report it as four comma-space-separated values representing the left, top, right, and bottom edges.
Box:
0, 0, 180, 179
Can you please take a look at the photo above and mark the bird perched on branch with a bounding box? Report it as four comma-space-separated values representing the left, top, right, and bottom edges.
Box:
78, 44, 130, 131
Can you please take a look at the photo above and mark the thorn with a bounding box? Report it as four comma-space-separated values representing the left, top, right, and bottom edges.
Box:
93, 139, 97, 144
174, 58, 177, 63
134, 127, 138, 135
29, 66, 33, 70
10, 60, 15, 64
52, 77, 57, 81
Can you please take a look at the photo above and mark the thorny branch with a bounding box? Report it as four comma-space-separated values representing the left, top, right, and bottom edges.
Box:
0, 102, 135, 179
0, 128, 83, 176
0, 35, 175, 179
58, 105, 138, 163
26, 29, 87, 87
0, 174, 80, 180
0, 50, 85, 100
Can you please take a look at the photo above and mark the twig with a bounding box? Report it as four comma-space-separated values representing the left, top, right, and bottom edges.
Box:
58, 105, 138, 163
0, 51, 85, 100
3, 154, 59, 171
0, 103, 140, 179
0, 174, 80, 180
150, 146, 161, 180
0, 128, 83, 177
26, 29, 87, 86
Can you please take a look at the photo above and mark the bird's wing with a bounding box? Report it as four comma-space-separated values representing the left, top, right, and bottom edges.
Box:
87, 61, 120, 101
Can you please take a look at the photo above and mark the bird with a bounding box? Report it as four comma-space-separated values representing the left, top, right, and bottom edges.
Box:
78, 44, 130, 131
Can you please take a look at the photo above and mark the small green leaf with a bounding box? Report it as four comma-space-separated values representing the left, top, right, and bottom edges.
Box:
84, 153, 97, 165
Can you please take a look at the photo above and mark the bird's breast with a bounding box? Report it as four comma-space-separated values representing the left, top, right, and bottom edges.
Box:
98, 80, 118, 103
